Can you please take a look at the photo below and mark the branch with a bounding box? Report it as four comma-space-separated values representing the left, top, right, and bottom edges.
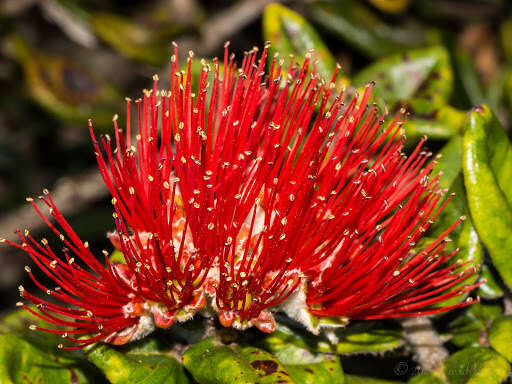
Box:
401, 317, 449, 372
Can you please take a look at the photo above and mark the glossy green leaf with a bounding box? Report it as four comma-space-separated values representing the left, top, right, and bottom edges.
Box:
183, 337, 295, 384
353, 46, 453, 114
310, 1, 431, 59
443, 346, 509, 384
0, 334, 105, 384
488, 315, 512, 362
477, 263, 504, 299
88, 343, 189, 384
462, 105, 512, 289
446, 302, 502, 348
426, 136, 482, 307
262, 3, 343, 84
265, 321, 404, 355
408, 373, 444, 384
345, 374, 401, 383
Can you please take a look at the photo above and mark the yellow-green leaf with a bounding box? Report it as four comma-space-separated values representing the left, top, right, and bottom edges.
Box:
488, 315, 512, 362
183, 337, 295, 384
88, 343, 189, 384
443, 347, 509, 384
462, 105, 512, 289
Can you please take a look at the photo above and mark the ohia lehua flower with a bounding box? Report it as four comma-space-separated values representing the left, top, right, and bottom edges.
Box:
3, 42, 480, 350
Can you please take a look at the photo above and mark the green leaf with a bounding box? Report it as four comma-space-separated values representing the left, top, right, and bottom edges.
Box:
264, 321, 404, 355
345, 374, 401, 383
434, 135, 463, 190
399, 106, 465, 145
477, 263, 504, 299
88, 343, 189, 384
90, 12, 172, 66
353, 46, 453, 115
183, 337, 295, 384
426, 136, 482, 306
443, 347, 509, 384
310, 0, 431, 59
262, 3, 342, 84
5, 34, 119, 128
445, 302, 502, 348
488, 315, 512, 362
0, 334, 105, 384
110, 249, 126, 264
260, 329, 344, 383
451, 49, 485, 109
408, 373, 444, 383
0, 307, 74, 348
462, 105, 512, 289
501, 18, 512, 63
285, 357, 344, 384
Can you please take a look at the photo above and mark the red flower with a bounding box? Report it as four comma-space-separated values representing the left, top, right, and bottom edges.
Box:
4, 193, 149, 349
4, 43, 480, 348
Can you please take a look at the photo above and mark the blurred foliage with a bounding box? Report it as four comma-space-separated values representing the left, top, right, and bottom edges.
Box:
1, 0, 512, 383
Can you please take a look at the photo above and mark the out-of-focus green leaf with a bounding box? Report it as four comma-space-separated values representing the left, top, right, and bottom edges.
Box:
488, 315, 512, 362
368, 0, 412, 13
462, 105, 512, 289
443, 346, 509, 384
451, 49, 485, 108
88, 343, 189, 384
310, 1, 432, 59
434, 135, 463, 189
445, 302, 502, 348
414, 0, 504, 22
501, 18, 512, 63
262, 3, 347, 86
264, 321, 403, 355
90, 12, 171, 66
477, 263, 504, 299
401, 105, 465, 144
5, 34, 119, 128
183, 337, 295, 384
353, 46, 453, 114
486, 67, 508, 114
0, 334, 101, 384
